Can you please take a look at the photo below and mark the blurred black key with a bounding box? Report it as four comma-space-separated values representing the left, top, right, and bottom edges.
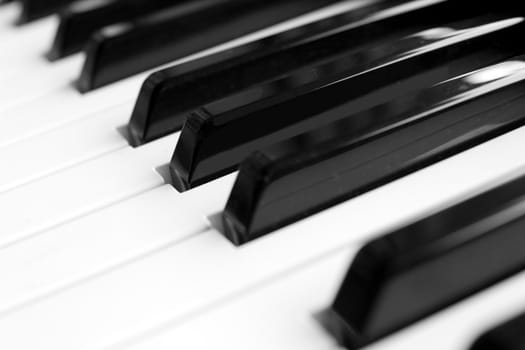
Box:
471, 313, 525, 350
49, 0, 183, 60
19, 0, 77, 23
77, 0, 342, 92
222, 57, 525, 244
127, 0, 431, 145
169, 16, 525, 192
319, 172, 525, 349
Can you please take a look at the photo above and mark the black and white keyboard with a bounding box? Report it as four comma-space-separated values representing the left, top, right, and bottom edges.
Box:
3, 0, 525, 349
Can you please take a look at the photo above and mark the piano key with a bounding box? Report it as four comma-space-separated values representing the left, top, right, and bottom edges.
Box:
4, 17, 260, 142
0, 17, 57, 73
0, 3, 384, 155
127, 0, 424, 145
99, 247, 352, 350
0, 104, 129, 193
170, 16, 525, 192
3, 3, 524, 348
222, 58, 525, 244
48, 0, 183, 60
0, 133, 175, 249
77, 0, 343, 92
0, 19, 360, 196
18, 0, 78, 23
324, 172, 525, 349
0, 82, 135, 148
0, 174, 236, 315
0, 185, 208, 316
0, 55, 83, 112
2, 119, 525, 350
470, 312, 525, 350
355, 270, 525, 350
0, 33, 304, 193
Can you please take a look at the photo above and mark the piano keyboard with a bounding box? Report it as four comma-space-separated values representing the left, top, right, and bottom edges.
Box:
3, 0, 525, 349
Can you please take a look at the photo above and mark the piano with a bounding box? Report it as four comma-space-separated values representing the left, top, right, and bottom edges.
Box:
2, 0, 525, 348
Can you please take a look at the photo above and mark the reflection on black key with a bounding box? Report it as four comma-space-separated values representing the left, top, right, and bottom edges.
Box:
471, 313, 525, 350
222, 58, 525, 244
127, 0, 433, 145
49, 0, 182, 60
77, 0, 341, 92
19, 0, 76, 23
320, 172, 525, 349
170, 17, 525, 192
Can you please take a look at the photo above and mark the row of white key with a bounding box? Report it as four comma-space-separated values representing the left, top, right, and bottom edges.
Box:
1, 121, 525, 348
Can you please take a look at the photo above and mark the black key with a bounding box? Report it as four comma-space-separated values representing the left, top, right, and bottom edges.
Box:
127, 0, 428, 145
49, 0, 183, 60
169, 16, 525, 192
18, 0, 77, 23
77, 0, 342, 92
128, 0, 519, 146
222, 57, 525, 244
319, 172, 525, 349
471, 313, 525, 350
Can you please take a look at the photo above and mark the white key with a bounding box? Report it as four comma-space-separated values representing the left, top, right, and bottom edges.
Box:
0, 179, 234, 314
0, 133, 176, 248
0, 185, 209, 315
0, 17, 57, 71
0, 81, 137, 148
0, 2, 19, 31
0, 55, 84, 110
3, 125, 525, 349
109, 248, 352, 350
0, 176, 236, 314
0, 103, 130, 193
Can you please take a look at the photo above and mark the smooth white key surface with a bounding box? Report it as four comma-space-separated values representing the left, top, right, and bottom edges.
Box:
105, 248, 352, 350
0, 79, 137, 147
0, 133, 176, 248
0, 103, 129, 193
0, 55, 84, 110
0, 17, 57, 71
0, 185, 209, 315
0, 177, 235, 314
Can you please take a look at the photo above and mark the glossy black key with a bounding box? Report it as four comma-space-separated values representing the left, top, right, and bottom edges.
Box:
222, 58, 525, 244
127, 0, 430, 145
77, 0, 342, 92
18, 0, 77, 23
128, 0, 520, 146
471, 312, 525, 350
49, 0, 183, 60
319, 172, 525, 349
169, 16, 525, 192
